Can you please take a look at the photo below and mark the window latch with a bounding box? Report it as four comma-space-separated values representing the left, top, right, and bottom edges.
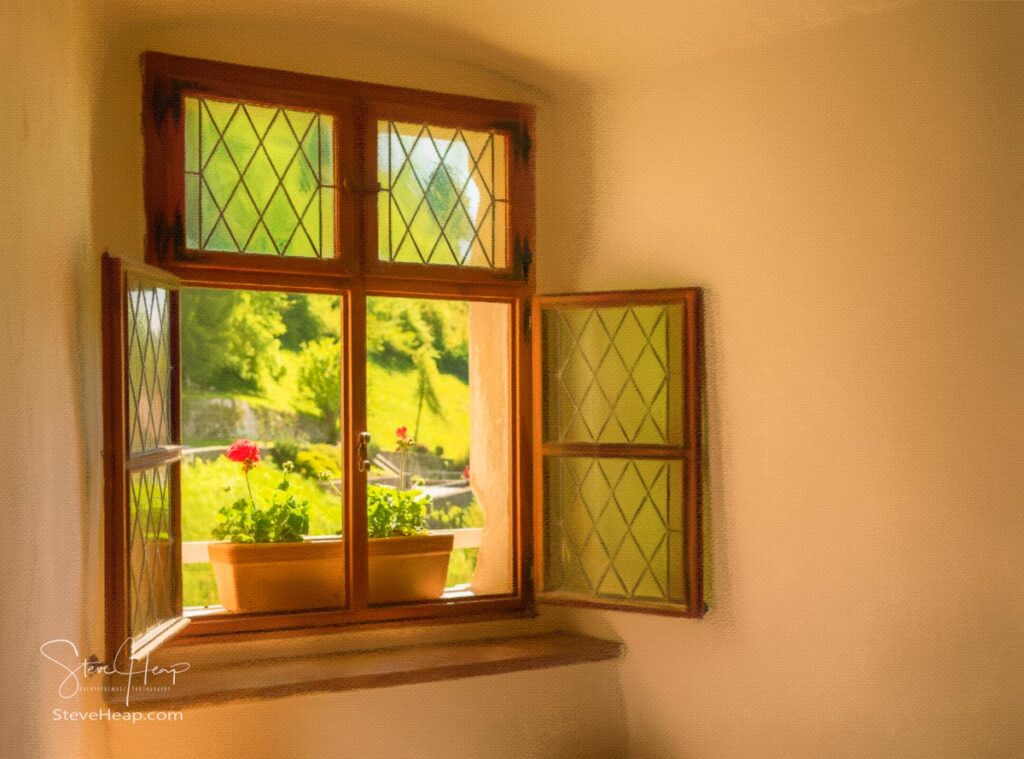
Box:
357, 431, 372, 473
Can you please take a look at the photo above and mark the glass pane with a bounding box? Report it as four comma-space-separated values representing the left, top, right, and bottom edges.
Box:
377, 121, 508, 268
541, 303, 685, 445
127, 278, 172, 453
366, 296, 512, 603
179, 288, 345, 612
128, 465, 178, 637
184, 96, 336, 258
543, 457, 686, 603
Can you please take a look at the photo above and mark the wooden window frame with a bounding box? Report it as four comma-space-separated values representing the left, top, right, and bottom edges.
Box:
112, 53, 702, 661
126, 53, 537, 649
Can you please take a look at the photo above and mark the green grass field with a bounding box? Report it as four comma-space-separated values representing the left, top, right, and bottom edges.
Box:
366, 362, 470, 462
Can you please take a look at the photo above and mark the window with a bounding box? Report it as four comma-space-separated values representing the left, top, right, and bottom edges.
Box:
101, 53, 702, 662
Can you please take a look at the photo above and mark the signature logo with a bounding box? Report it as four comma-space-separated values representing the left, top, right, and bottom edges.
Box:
40, 639, 190, 707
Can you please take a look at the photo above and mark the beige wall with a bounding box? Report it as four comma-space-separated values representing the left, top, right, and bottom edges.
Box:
550, 3, 1024, 758
0, 0, 106, 756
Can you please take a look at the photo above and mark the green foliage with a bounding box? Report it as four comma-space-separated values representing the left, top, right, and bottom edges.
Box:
366, 297, 468, 381
183, 563, 218, 608
367, 484, 430, 538
181, 289, 288, 394
269, 439, 301, 469
225, 291, 288, 389
182, 457, 340, 541
211, 463, 310, 543
278, 293, 329, 351
296, 336, 342, 442
426, 499, 484, 530
295, 443, 342, 480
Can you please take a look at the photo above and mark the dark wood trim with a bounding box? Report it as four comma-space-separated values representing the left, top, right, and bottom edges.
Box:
535, 288, 699, 307
113, 632, 622, 709
173, 606, 537, 648
177, 595, 528, 639
540, 442, 694, 460
533, 593, 696, 617
685, 289, 705, 617
346, 286, 368, 611
144, 52, 533, 119
101, 254, 129, 662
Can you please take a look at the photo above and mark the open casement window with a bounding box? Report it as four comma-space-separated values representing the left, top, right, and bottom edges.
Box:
126, 54, 702, 651
533, 289, 704, 617
102, 255, 190, 661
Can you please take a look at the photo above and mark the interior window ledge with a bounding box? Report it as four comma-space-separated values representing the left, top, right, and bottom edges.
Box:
103, 632, 624, 710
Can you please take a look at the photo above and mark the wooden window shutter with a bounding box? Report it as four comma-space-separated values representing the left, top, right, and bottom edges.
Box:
102, 254, 190, 660
533, 289, 704, 616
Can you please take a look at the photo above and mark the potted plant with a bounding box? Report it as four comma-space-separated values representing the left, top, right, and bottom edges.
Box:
362, 427, 453, 604
207, 439, 344, 613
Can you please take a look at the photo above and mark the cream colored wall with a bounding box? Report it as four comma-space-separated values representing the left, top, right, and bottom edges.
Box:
0, 0, 107, 756
550, 3, 1024, 757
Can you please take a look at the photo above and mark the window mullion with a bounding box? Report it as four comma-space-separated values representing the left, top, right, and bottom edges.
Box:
345, 285, 369, 611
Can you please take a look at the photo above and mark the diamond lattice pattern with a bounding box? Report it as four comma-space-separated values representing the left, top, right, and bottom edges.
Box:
127, 279, 171, 454
128, 466, 177, 637
184, 96, 336, 257
378, 121, 508, 268
542, 305, 684, 444
544, 457, 685, 602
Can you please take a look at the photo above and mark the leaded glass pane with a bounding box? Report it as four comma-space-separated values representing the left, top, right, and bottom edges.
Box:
377, 121, 508, 268
127, 278, 172, 453
128, 465, 178, 637
184, 96, 336, 258
541, 304, 685, 445
543, 457, 685, 603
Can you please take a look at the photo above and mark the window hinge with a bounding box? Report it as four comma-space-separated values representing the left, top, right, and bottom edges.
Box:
493, 120, 532, 164
523, 302, 532, 340
516, 236, 533, 281
152, 78, 200, 129
152, 211, 185, 263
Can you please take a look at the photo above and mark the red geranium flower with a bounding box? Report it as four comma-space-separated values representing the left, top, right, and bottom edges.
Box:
462, 465, 470, 480
226, 439, 261, 472
395, 426, 408, 441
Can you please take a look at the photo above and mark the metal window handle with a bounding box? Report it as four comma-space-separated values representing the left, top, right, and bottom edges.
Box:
357, 432, 372, 473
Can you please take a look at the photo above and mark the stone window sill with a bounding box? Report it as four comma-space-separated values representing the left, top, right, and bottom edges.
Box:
106, 632, 624, 709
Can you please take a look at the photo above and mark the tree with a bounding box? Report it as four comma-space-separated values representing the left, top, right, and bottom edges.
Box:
180, 289, 288, 394
296, 337, 341, 443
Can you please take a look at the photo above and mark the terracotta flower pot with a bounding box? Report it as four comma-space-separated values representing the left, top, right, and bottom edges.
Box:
368, 533, 455, 605
208, 539, 344, 613
208, 534, 454, 613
